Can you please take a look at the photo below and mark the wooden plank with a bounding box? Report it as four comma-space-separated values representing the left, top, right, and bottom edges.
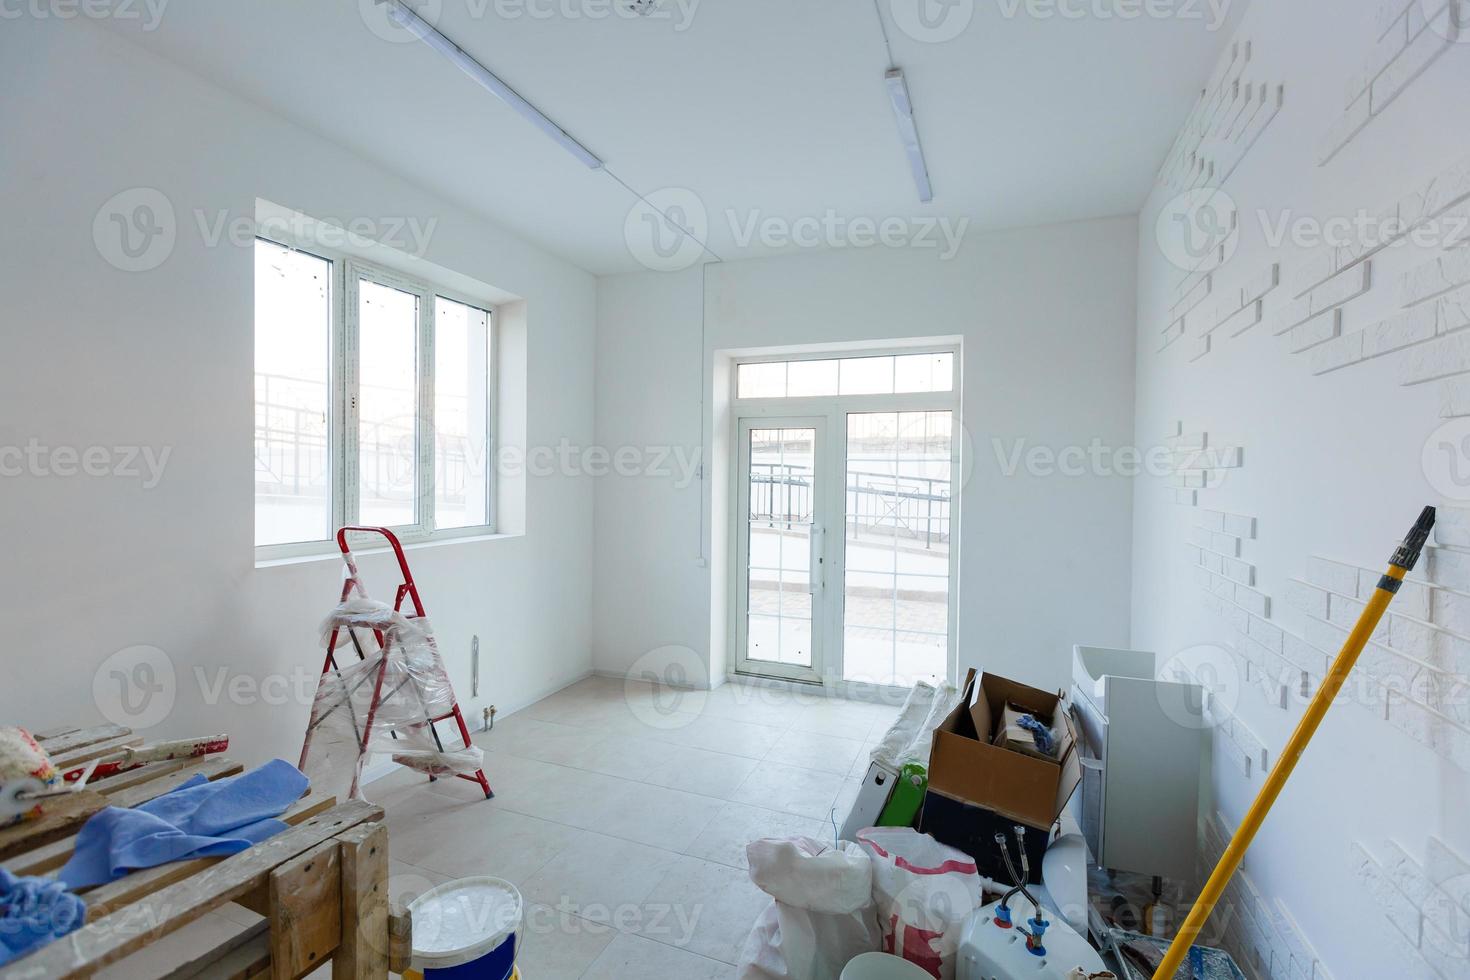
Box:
333, 821, 390, 980
32, 725, 83, 741
162, 934, 271, 980
269, 839, 342, 979
36, 725, 130, 754
387, 905, 413, 976
0, 801, 381, 979
81, 794, 339, 916
0, 791, 107, 862
3, 759, 245, 877
158, 920, 268, 980
48, 734, 144, 769
103, 757, 244, 803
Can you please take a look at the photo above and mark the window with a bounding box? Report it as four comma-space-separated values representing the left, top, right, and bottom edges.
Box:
254, 239, 496, 554
736, 352, 953, 400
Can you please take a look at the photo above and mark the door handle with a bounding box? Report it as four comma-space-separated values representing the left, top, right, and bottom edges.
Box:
810, 524, 825, 596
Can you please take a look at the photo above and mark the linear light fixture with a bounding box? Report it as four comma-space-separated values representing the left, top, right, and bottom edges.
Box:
884, 67, 933, 204
380, 0, 604, 169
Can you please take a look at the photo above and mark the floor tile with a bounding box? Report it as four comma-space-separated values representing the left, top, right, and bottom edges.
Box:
581, 932, 736, 980
641, 743, 761, 799
730, 760, 847, 821
518, 905, 617, 980
682, 802, 831, 870
520, 832, 686, 927
634, 857, 772, 964
390, 801, 580, 887
764, 729, 866, 775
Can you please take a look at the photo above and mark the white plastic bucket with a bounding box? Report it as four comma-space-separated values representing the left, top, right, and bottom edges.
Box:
408, 876, 523, 979
840, 952, 936, 980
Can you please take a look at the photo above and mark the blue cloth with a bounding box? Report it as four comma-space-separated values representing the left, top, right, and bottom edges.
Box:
1016, 714, 1056, 756
58, 759, 309, 889
0, 868, 85, 966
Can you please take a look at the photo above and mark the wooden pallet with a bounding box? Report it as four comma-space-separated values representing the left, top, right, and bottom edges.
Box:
1, 726, 411, 979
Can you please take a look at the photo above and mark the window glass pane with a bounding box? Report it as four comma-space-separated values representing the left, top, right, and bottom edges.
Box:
357, 278, 419, 527
254, 240, 332, 547
737, 361, 786, 399
786, 359, 839, 397
434, 297, 492, 530
838, 356, 895, 395
894, 352, 954, 393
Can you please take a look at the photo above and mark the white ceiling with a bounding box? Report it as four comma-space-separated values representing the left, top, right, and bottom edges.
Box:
102, 0, 1243, 275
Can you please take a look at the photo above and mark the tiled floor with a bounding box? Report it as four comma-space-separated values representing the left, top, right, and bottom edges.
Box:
102, 675, 898, 979
377, 676, 900, 979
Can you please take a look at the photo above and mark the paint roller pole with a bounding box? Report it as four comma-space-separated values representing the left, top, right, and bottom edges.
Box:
1152, 505, 1437, 980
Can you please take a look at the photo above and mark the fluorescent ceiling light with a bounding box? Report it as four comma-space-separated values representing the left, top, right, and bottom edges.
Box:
381, 0, 604, 170
884, 67, 933, 204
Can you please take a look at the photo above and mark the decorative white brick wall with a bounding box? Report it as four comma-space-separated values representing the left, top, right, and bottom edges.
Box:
1196, 811, 1334, 979
1319, 1, 1466, 165
1350, 837, 1470, 978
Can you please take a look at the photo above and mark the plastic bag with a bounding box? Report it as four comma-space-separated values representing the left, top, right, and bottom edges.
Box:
737, 837, 882, 980
300, 597, 483, 802
857, 828, 983, 980
870, 681, 960, 772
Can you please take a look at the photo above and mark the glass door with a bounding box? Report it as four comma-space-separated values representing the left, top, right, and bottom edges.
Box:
735, 418, 828, 683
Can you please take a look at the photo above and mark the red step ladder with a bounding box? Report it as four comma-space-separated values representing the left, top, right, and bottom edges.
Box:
301, 526, 492, 800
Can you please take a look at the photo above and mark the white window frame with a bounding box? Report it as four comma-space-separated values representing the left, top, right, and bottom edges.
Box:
728, 345, 961, 696
255, 239, 498, 561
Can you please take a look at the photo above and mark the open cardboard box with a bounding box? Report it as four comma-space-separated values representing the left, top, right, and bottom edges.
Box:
919, 668, 1083, 882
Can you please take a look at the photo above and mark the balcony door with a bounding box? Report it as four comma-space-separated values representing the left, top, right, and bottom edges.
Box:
731, 351, 958, 692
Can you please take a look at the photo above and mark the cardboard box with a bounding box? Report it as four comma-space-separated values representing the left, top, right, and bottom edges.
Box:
918, 669, 1082, 883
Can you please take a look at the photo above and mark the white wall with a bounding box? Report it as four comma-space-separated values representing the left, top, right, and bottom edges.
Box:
0, 19, 597, 767
595, 217, 1139, 693
1132, 1, 1470, 975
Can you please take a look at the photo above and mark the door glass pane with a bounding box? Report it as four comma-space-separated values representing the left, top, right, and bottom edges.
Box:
746, 427, 816, 668
737, 362, 786, 399
434, 297, 491, 530
843, 411, 951, 686
786, 359, 839, 397
254, 240, 332, 547
358, 279, 419, 527
894, 352, 954, 393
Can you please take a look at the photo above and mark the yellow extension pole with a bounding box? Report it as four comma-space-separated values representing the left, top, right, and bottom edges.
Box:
1152, 506, 1437, 980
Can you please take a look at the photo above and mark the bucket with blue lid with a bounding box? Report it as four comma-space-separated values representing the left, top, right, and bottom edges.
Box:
402, 876, 523, 980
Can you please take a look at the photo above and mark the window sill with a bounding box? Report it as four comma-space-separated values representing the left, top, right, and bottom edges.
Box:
254, 531, 522, 570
